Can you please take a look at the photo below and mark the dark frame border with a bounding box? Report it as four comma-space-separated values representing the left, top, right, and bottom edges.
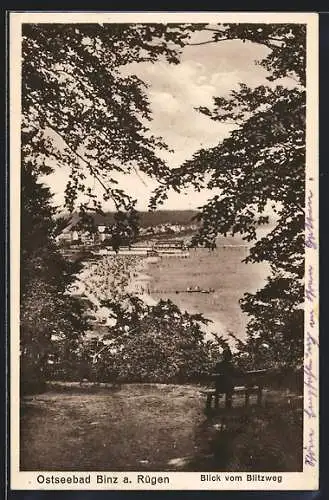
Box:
3, 7, 328, 500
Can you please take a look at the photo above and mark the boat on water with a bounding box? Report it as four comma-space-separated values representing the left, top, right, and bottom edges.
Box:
186, 286, 215, 294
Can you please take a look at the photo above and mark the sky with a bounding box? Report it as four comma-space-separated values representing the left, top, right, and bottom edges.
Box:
45, 31, 271, 211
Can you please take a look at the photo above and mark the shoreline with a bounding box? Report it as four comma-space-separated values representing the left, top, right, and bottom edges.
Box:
69, 247, 269, 345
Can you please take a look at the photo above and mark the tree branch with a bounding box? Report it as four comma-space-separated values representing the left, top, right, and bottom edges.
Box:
187, 36, 278, 49
46, 124, 117, 201
188, 39, 223, 47
133, 166, 148, 187
200, 28, 284, 42
288, 199, 305, 215
199, 28, 285, 44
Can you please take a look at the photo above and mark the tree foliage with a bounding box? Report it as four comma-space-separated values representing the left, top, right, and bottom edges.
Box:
97, 297, 215, 383
151, 23, 306, 367
22, 23, 192, 218
106, 210, 140, 251
50, 297, 225, 383
20, 165, 90, 392
21, 22, 307, 380
20, 23, 195, 389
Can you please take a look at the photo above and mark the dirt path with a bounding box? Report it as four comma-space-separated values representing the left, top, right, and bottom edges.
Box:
20, 384, 206, 471
20, 384, 302, 472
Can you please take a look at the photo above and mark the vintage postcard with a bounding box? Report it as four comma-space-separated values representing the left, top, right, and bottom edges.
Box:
9, 11, 319, 491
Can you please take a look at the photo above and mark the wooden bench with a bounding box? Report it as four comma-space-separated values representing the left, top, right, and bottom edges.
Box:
203, 369, 268, 412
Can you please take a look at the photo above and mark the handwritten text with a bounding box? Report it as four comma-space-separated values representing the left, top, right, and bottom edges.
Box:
305, 190, 317, 249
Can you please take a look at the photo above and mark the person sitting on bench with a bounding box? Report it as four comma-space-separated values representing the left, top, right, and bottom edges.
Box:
214, 346, 235, 409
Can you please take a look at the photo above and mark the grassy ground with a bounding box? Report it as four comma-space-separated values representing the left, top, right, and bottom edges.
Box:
20, 383, 302, 472
147, 245, 269, 339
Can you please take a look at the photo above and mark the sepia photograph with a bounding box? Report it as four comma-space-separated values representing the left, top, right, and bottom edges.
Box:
9, 12, 319, 490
